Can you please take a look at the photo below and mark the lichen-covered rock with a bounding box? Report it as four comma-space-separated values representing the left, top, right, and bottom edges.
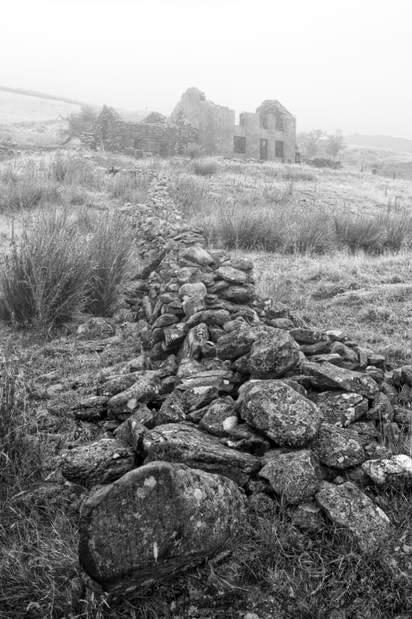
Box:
259, 450, 322, 504
302, 361, 379, 398
313, 391, 368, 427
216, 325, 265, 360
181, 245, 214, 266
366, 392, 394, 422
215, 266, 248, 284
79, 462, 245, 593
61, 439, 135, 487
239, 380, 322, 447
291, 501, 325, 531
77, 317, 115, 340
157, 391, 186, 424
143, 422, 260, 484
114, 416, 147, 453
312, 424, 366, 469
316, 481, 391, 553
362, 455, 412, 485
247, 328, 300, 379
198, 397, 236, 436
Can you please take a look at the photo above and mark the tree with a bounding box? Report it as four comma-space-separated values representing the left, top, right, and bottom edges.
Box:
67, 105, 98, 138
298, 130, 325, 158
326, 131, 345, 159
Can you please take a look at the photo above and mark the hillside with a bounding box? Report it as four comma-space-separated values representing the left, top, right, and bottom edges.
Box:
345, 134, 412, 153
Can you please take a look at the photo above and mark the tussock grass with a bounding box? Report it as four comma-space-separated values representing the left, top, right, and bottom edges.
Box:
85, 213, 133, 316
193, 158, 219, 176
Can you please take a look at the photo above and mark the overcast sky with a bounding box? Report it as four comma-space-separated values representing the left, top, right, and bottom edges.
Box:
2, 0, 412, 136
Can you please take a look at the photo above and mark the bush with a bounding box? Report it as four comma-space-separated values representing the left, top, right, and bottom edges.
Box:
334, 212, 412, 254
85, 213, 132, 316
0, 210, 91, 329
193, 158, 219, 176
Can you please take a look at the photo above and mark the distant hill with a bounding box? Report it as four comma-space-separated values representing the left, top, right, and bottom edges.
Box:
345, 134, 412, 153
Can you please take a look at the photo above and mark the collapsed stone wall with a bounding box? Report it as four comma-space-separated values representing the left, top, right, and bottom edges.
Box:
62, 171, 412, 595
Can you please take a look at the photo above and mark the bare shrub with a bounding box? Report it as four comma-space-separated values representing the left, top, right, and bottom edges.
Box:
85, 213, 133, 316
193, 158, 219, 176
0, 210, 91, 329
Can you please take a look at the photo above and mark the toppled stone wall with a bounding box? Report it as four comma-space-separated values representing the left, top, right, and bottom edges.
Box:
62, 171, 412, 594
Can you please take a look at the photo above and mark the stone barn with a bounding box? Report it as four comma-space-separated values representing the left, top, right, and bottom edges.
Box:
170, 87, 297, 162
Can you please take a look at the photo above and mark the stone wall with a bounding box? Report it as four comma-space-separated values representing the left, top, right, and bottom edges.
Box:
89, 106, 198, 156
61, 172, 411, 595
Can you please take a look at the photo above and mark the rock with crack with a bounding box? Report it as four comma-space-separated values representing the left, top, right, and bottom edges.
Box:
61, 439, 135, 487
316, 481, 391, 553
362, 455, 412, 486
259, 449, 322, 504
79, 461, 245, 593
302, 361, 379, 398
239, 379, 322, 447
312, 423, 366, 469
143, 422, 260, 485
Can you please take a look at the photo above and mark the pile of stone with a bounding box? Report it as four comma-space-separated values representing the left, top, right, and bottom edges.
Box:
61, 172, 412, 595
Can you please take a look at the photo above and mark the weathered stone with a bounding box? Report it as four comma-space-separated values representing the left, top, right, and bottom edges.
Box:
221, 284, 255, 304
221, 424, 271, 455
178, 368, 234, 393
186, 309, 230, 328
312, 391, 368, 427
143, 423, 260, 484
302, 361, 379, 398
289, 328, 328, 345
97, 373, 141, 397
247, 328, 300, 379
107, 372, 160, 421
366, 392, 394, 422
227, 256, 253, 272
61, 439, 135, 487
216, 325, 270, 360
181, 245, 214, 266
215, 266, 248, 284
114, 417, 147, 453
316, 481, 391, 553
259, 450, 322, 504
312, 424, 366, 469
157, 391, 186, 424
362, 455, 412, 485
239, 380, 322, 447
400, 365, 412, 386
151, 313, 179, 329
198, 397, 236, 436
163, 322, 187, 350
79, 462, 245, 593
71, 396, 108, 421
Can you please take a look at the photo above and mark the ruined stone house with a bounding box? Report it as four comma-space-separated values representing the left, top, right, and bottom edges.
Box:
86, 88, 296, 161
170, 87, 297, 162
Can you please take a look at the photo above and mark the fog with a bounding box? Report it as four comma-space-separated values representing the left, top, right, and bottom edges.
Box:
2, 0, 412, 136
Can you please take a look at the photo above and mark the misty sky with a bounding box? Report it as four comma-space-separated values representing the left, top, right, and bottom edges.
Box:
2, 0, 412, 136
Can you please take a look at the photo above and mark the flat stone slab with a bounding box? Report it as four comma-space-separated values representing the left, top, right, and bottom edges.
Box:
143, 422, 260, 485
316, 481, 391, 553
79, 461, 245, 593
302, 361, 379, 398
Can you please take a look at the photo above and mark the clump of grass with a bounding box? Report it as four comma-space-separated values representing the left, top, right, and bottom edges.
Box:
170, 176, 211, 218
47, 153, 103, 189
193, 158, 219, 176
0, 210, 91, 329
85, 213, 133, 316
109, 171, 147, 202
334, 211, 412, 254
0, 174, 60, 212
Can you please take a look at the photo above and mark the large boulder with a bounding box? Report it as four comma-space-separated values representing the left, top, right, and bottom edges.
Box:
302, 361, 379, 398
239, 380, 322, 447
316, 481, 391, 553
61, 439, 135, 487
143, 422, 260, 485
79, 462, 245, 593
312, 424, 366, 469
247, 328, 300, 379
259, 450, 322, 504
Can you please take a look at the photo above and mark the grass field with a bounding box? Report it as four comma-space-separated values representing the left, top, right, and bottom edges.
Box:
0, 149, 411, 617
